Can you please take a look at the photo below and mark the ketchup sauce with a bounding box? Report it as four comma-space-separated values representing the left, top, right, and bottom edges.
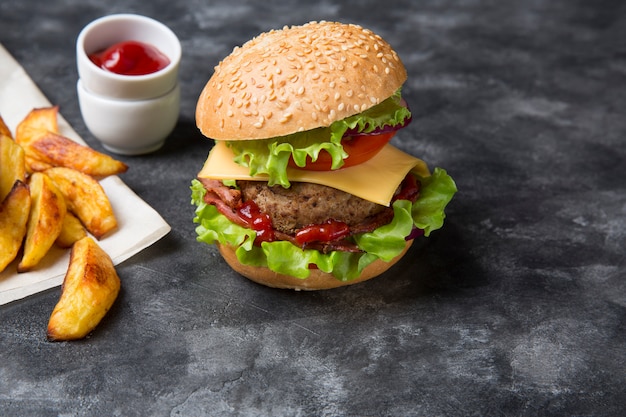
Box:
238, 201, 276, 245
89, 40, 170, 75
295, 220, 350, 246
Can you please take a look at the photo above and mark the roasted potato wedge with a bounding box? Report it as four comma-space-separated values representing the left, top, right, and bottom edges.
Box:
0, 180, 31, 273
47, 236, 121, 341
56, 212, 87, 248
24, 154, 54, 174
21, 131, 128, 178
0, 114, 12, 138
0, 134, 26, 201
18, 173, 67, 272
15, 106, 59, 143
44, 167, 117, 239
15, 106, 127, 178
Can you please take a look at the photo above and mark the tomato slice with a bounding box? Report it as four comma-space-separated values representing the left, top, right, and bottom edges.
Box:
288, 131, 396, 171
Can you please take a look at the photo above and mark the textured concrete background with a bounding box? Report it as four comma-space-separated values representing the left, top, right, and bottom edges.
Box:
1, 0, 625, 416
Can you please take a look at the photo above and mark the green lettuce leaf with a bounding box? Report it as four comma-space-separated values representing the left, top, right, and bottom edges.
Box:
413, 167, 458, 237
190, 167, 456, 282
226, 90, 412, 188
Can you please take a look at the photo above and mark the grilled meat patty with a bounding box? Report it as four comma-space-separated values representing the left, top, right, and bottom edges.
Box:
238, 181, 390, 235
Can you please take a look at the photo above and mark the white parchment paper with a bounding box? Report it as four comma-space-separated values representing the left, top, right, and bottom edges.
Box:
0, 44, 171, 305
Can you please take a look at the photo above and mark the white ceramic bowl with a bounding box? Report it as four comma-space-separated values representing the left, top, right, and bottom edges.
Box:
77, 79, 180, 155
77, 14, 181, 100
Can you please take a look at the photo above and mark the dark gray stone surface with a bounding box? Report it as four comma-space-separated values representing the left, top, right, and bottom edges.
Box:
1, 0, 625, 416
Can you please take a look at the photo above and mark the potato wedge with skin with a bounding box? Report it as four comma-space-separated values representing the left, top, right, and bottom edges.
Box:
44, 167, 117, 239
56, 212, 87, 248
24, 154, 54, 174
22, 131, 128, 178
0, 115, 12, 138
47, 236, 121, 341
15, 106, 59, 144
0, 134, 26, 201
15, 106, 127, 178
18, 172, 67, 272
0, 180, 31, 273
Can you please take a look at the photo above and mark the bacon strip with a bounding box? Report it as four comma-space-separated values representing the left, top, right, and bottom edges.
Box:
199, 178, 241, 208
199, 178, 247, 227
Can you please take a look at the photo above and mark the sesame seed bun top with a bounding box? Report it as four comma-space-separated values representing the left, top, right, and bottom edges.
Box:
196, 21, 407, 141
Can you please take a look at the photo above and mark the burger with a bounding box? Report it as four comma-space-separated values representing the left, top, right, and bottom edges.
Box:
191, 21, 457, 290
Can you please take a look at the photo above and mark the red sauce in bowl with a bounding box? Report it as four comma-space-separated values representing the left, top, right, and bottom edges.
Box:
89, 40, 170, 75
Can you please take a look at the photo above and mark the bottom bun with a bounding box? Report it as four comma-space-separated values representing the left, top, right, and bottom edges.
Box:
217, 240, 414, 290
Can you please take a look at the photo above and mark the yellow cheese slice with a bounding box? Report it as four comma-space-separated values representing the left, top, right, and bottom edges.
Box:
198, 141, 430, 206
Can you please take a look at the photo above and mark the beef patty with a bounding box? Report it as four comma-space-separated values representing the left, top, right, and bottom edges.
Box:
238, 181, 389, 235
